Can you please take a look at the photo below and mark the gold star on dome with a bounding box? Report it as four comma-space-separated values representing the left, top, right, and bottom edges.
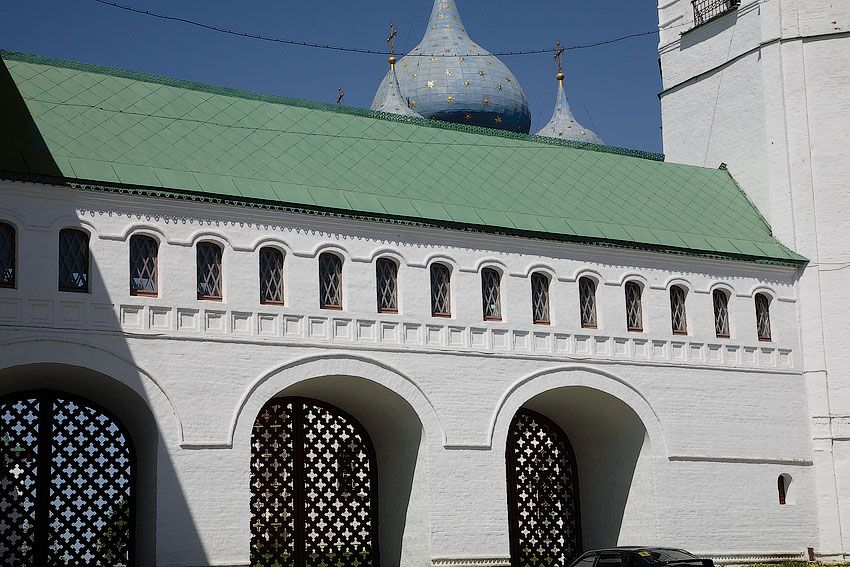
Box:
445, 68, 452, 76
483, 97, 490, 105
465, 113, 472, 121
497, 84, 504, 92
447, 95, 454, 102
439, 13, 445, 19
506, 76, 512, 83
410, 100, 417, 108
464, 81, 471, 87
402, 63, 410, 68
458, 56, 465, 62
479, 70, 485, 77
495, 116, 502, 124
427, 81, 434, 88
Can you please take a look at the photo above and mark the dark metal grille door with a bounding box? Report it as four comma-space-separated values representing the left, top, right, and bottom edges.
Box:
0, 391, 136, 566
507, 409, 581, 567
251, 398, 379, 567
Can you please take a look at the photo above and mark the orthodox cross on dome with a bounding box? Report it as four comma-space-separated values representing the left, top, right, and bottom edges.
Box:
387, 23, 397, 56
554, 40, 566, 81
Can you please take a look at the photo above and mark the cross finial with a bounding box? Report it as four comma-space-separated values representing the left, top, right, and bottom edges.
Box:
388, 23, 398, 55
554, 41, 565, 76
337, 88, 345, 105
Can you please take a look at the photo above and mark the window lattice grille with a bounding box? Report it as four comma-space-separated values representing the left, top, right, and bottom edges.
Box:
692, 0, 740, 26
579, 277, 597, 328
430, 263, 451, 316
319, 253, 343, 308
713, 290, 730, 338
197, 242, 223, 300
670, 286, 688, 334
756, 293, 772, 341
531, 273, 550, 324
625, 282, 643, 331
259, 248, 285, 305
481, 268, 502, 320
376, 258, 398, 312
58, 229, 89, 292
0, 222, 14, 288
130, 235, 158, 296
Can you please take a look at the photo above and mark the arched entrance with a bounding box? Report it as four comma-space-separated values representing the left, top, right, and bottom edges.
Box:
0, 390, 136, 566
250, 397, 379, 567
506, 408, 581, 567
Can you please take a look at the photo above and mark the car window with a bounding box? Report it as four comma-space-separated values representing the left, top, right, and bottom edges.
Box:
597, 553, 624, 567
572, 555, 597, 567
639, 550, 697, 564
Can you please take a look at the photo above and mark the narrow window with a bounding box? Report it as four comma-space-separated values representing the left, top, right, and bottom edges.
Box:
58, 229, 90, 293
129, 235, 159, 296
756, 293, 772, 341
531, 273, 551, 324
319, 253, 343, 309
0, 222, 15, 289
481, 268, 502, 321
778, 475, 787, 505
430, 263, 451, 317
376, 257, 398, 313
259, 247, 285, 305
579, 277, 597, 329
670, 285, 688, 335
713, 289, 730, 338
778, 473, 792, 505
625, 281, 643, 332
197, 242, 223, 300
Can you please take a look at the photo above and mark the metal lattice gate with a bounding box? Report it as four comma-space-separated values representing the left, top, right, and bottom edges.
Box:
0, 390, 136, 566
250, 397, 379, 567
506, 409, 581, 567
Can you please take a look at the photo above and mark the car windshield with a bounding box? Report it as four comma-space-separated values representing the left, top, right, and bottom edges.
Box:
636, 550, 698, 564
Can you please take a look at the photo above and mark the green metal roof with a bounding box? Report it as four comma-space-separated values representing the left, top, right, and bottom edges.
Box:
0, 50, 804, 265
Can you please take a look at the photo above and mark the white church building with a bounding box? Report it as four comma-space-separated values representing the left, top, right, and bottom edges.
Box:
0, 0, 847, 566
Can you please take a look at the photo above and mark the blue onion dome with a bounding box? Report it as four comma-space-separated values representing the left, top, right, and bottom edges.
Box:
371, 58, 423, 118
537, 73, 603, 145
372, 0, 532, 134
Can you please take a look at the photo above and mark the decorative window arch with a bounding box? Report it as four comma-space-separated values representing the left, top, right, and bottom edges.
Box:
755, 293, 772, 341
376, 257, 399, 313
58, 228, 90, 293
481, 267, 502, 321
670, 285, 688, 335
430, 263, 452, 317
197, 241, 223, 300
579, 277, 597, 329
319, 252, 343, 309
129, 234, 159, 296
713, 289, 731, 338
259, 247, 285, 305
531, 272, 551, 325
0, 221, 15, 288
625, 281, 643, 332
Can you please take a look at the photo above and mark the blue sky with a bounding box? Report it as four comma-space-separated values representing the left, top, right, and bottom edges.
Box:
2, 0, 664, 153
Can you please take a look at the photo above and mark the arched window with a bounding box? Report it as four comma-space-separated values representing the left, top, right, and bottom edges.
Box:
430, 263, 451, 317
197, 242, 223, 300
58, 229, 90, 293
531, 272, 551, 325
376, 257, 399, 313
259, 247, 285, 305
778, 473, 792, 505
755, 293, 772, 341
481, 268, 502, 321
713, 289, 730, 338
0, 222, 15, 289
129, 235, 159, 296
670, 285, 688, 335
579, 277, 597, 329
319, 253, 343, 309
625, 281, 643, 332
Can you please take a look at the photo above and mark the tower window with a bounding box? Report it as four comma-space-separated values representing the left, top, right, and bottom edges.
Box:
129, 235, 159, 296
692, 0, 740, 27
713, 289, 730, 338
197, 242, 223, 300
259, 247, 285, 305
430, 263, 451, 317
481, 268, 502, 321
58, 229, 90, 293
579, 277, 597, 329
755, 293, 772, 341
625, 281, 643, 332
319, 253, 343, 309
531, 273, 550, 325
0, 222, 15, 289
376, 257, 398, 313
670, 285, 688, 335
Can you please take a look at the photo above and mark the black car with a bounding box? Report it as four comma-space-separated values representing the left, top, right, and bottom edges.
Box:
569, 547, 715, 567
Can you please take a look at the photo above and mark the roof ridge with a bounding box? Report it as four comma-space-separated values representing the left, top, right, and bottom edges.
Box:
1, 48, 666, 162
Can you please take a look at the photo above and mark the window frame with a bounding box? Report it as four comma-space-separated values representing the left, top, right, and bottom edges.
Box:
430, 263, 452, 318
531, 272, 551, 325
58, 228, 91, 294
755, 292, 772, 342
624, 281, 643, 332
0, 221, 16, 289
670, 285, 688, 336
579, 276, 598, 329
481, 267, 502, 322
318, 252, 344, 310
375, 257, 399, 314
259, 246, 285, 306
196, 241, 224, 301
713, 288, 731, 339
129, 234, 160, 297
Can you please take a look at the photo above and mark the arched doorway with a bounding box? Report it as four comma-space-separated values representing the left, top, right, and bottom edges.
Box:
0, 390, 136, 565
506, 408, 581, 567
250, 397, 379, 567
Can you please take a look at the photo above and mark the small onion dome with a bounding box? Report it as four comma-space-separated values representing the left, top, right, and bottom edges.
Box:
371, 58, 423, 118
372, 0, 531, 134
537, 76, 603, 145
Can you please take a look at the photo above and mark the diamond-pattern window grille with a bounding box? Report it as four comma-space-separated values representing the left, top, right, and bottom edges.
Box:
319, 253, 343, 309
579, 277, 597, 329
625, 282, 643, 332
430, 263, 451, 317
0, 222, 15, 288
259, 247, 285, 305
531, 273, 550, 324
692, 0, 740, 26
670, 285, 688, 335
481, 268, 502, 321
755, 293, 772, 341
58, 229, 89, 292
376, 258, 398, 313
130, 235, 158, 296
197, 242, 223, 300
713, 289, 730, 338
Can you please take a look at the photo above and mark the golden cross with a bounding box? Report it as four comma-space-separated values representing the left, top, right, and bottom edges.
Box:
387, 23, 398, 55
554, 41, 565, 74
